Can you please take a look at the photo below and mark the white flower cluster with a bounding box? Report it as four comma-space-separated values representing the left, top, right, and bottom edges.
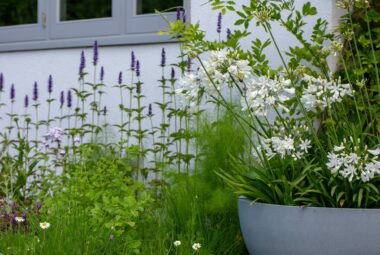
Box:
242, 75, 294, 117
254, 120, 311, 160
176, 73, 203, 111
326, 137, 380, 182
301, 75, 352, 112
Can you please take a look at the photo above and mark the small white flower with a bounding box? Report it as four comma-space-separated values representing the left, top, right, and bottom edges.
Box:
192, 243, 202, 251
15, 216, 24, 223
299, 139, 311, 152
39, 222, 50, 229
173, 240, 181, 247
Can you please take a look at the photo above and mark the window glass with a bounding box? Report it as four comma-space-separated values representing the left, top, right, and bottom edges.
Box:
136, 0, 183, 15
60, 0, 112, 21
0, 0, 38, 27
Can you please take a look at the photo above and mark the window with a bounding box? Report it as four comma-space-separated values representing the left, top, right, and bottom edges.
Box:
0, 0, 187, 52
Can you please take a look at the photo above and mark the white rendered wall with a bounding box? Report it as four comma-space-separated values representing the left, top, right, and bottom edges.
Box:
0, 0, 340, 142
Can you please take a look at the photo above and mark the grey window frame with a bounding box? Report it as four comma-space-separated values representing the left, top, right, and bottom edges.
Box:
0, 0, 46, 43
0, 0, 190, 52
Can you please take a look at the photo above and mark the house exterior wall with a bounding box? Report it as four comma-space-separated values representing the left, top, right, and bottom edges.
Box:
0, 0, 340, 140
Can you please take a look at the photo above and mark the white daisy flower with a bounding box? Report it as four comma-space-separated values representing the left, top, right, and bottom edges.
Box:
39, 222, 50, 229
173, 240, 181, 247
192, 243, 202, 251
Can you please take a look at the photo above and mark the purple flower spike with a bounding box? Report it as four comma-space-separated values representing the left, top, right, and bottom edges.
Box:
48, 75, 53, 94
60, 91, 65, 107
176, 7, 181, 21
10, 84, 15, 100
187, 57, 192, 73
148, 103, 153, 116
182, 9, 186, 23
131, 51, 136, 71
0, 73, 3, 92
100, 66, 104, 81
136, 60, 140, 77
118, 71, 123, 85
79, 51, 86, 75
160, 48, 166, 67
103, 106, 107, 116
171, 67, 175, 79
24, 95, 29, 108
32, 82, 38, 101
227, 28, 231, 39
67, 90, 72, 108
36, 203, 42, 210
217, 12, 222, 34
93, 40, 98, 65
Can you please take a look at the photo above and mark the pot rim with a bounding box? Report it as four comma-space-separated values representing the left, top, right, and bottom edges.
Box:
239, 196, 380, 211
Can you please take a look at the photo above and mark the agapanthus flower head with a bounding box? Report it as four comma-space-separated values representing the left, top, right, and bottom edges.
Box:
93, 40, 98, 65
60, 91, 64, 107
10, 84, 15, 100
100, 66, 105, 81
0, 73, 4, 92
171, 67, 175, 79
32, 82, 38, 101
24, 95, 29, 108
192, 243, 201, 251
39, 222, 50, 230
160, 48, 166, 67
131, 51, 136, 71
217, 12, 222, 33
67, 90, 72, 108
48, 75, 53, 94
136, 60, 140, 77
79, 50, 86, 75
118, 71, 122, 84
47, 127, 65, 143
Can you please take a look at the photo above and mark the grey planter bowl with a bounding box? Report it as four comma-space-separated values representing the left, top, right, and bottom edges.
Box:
239, 197, 380, 255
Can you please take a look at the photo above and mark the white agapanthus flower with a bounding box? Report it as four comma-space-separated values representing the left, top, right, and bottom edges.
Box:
301, 75, 352, 112
192, 243, 202, 251
176, 73, 203, 112
326, 139, 380, 182
242, 75, 294, 117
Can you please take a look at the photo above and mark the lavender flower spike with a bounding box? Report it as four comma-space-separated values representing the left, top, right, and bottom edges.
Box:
148, 103, 153, 116
171, 67, 175, 79
60, 91, 65, 108
67, 90, 72, 108
0, 73, 3, 92
136, 60, 140, 77
103, 106, 107, 116
161, 48, 166, 67
176, 7, 181, 21
10, 84, 15, 100
93, 40, 98, 65
227, 28, 231, 39
118, 71, 123, 85
79, 51, 86, 75
100, 66, 105, 81
24, 95, 29, 108
182, 9, 186, 23
32, 81, 38, 101
131, 51, 136, 71
217, 12, 222, 34
187, 57, 192, 73
48, 75, 53, 94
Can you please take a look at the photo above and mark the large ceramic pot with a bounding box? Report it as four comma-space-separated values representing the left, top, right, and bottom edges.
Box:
239, 197, 380, 255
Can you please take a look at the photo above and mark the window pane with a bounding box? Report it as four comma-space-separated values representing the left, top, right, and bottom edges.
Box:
0, 0, 38, 27
60, 0, 112, 21
136, 0, 183, 15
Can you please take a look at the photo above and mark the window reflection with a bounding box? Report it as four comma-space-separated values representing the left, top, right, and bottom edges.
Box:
136, 0, 183, 15
60, 0, 112, 21
0, 0, 38, 27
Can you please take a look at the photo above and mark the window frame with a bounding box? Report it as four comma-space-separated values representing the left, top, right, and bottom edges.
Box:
0, 0, 46, 43
0, 0, 190, 52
